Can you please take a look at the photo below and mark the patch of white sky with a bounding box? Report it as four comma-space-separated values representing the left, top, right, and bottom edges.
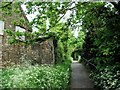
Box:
21, 4, 38, 22
21, 2, 81, 38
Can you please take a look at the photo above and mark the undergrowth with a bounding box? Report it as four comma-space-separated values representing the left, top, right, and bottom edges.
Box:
1, 63, 70, 89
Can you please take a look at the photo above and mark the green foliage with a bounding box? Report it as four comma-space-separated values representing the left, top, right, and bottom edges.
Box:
56, 41, 65, 62
1, 64, 70, 89
79, 2, 120, 89
2, 2, 120, 89
2, 2, 75, 64
90, 64, 120, 90
0, 2, 12, 16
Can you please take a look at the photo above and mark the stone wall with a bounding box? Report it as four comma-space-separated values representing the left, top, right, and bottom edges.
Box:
0, 35, 3, 68
0, 3, 55, 68
2, 39, 55, 67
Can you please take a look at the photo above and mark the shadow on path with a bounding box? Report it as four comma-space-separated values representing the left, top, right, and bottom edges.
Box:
71, 61, 95, 90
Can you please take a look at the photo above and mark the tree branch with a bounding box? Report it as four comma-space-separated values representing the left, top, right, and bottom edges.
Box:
110, 1, 120, 14
110, 2, 118, 9
35, 36, 52, 43
57, 6, 76, 23
0, 2, 13, 8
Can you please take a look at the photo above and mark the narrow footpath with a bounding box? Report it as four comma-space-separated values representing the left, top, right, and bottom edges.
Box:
71, 61, 94, 90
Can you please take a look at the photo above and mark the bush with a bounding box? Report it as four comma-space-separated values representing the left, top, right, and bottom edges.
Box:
90, 65, 120, 90
1, 64, 70, 89
80, 2, 120, 90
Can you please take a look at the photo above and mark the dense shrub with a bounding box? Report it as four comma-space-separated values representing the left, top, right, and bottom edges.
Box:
79, 2, 120, 90
90, 65, 120, 90
1, 63, 70, 89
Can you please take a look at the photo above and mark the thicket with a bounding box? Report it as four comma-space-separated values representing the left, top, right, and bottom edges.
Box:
79, 2, 120, 89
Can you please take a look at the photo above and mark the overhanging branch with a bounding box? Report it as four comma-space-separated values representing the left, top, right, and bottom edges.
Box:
110, 1, 120, 14
0, 2, 13, 8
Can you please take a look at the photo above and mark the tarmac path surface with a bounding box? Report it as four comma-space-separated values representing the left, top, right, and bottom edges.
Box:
71, 61, 95, 90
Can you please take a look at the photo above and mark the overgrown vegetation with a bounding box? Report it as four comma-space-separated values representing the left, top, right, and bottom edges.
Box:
78, 2, 120, 90
90, 65, 120, 89
1, 63, 70, 89
1, 1, 120, 89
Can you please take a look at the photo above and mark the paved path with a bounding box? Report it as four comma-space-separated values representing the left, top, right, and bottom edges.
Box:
71, 61, 94, 89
